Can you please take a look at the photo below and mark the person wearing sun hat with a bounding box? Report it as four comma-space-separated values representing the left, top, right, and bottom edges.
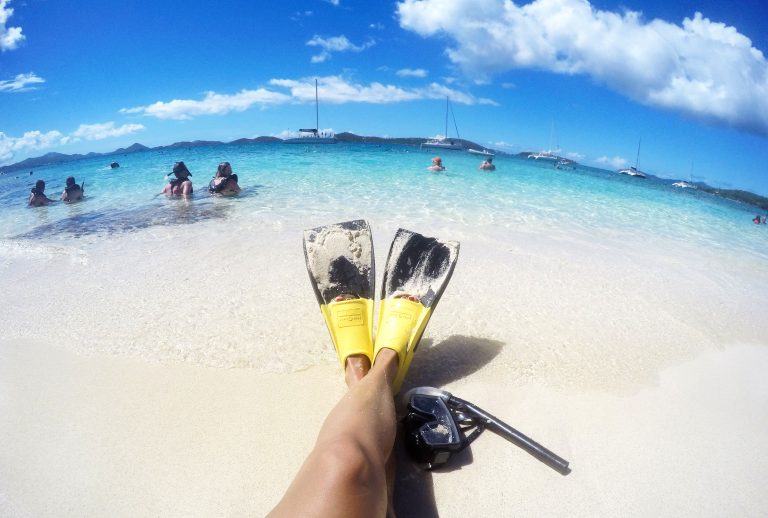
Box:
161, 161, 194, 196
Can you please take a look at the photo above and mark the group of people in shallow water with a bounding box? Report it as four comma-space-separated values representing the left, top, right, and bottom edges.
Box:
426, 156, 496, 172
28, 177, 84, 207
27, 160, 241, 207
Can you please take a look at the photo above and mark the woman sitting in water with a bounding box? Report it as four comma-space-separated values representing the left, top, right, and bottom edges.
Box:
61, 176, 84, 202
162, 161, 193, 196
427, 156, 445, 172
208, 161, 241, 196
28, 179, 56, 207
479, 158, 495, 171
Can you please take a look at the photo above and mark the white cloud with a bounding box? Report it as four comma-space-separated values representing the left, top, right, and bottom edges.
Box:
325, 0, 340, 5
0, 122, 145, 164
397, 68, 428, 78
270, 76, 496, 105
0, 0, 24, 51
121, 89, 291, 120
0, 72, 44, 92
0, 130, 66, 162
71, 122, 145, 141
397, 0, 768, 136
306, 35, 374, 63
596, 156, 627, 169
121, 76, 495, 121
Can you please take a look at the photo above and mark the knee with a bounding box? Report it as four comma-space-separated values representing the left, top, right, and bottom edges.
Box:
315, 437, 382, 492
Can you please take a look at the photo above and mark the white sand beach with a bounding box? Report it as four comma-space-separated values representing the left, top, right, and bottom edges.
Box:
2, 219, 768, 517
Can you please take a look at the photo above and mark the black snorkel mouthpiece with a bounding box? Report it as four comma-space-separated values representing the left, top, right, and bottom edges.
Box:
402, 387, 571, 475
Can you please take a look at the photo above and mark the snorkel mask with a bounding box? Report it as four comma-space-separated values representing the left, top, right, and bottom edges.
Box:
402, 387, 571, 475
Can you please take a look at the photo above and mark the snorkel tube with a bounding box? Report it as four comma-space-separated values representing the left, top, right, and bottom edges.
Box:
402, 387, 571, 475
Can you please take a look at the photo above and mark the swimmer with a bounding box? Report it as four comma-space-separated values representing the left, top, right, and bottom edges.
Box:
208, 161, 241, 196
162, 161, 193, 196
479, 158, 495, 171
61, 176, 84, 202
28, 180, 56, 207
427, 156, 445, 172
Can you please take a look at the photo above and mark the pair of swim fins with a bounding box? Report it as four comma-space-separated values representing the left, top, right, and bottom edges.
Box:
303, 220, 460, 393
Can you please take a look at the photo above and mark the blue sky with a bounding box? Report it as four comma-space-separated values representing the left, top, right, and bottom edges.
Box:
1, 0, 767, 194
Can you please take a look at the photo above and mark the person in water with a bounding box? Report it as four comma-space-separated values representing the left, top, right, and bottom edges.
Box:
208, 161, 240, 196
61, 176, 84, 202
268, 348, 400, 517
427, 156, 445, 171
28, 179, 56, 207
479, 158, 495, 171
162, 161, 193, 196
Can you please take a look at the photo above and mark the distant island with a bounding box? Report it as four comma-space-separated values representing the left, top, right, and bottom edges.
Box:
1, 133, 766, 211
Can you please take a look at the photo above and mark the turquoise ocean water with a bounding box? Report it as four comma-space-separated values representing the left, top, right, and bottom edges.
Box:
1, 142, 766, 258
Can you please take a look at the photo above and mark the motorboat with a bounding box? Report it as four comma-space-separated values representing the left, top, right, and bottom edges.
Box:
467, 148, 495, 157
284, 79, 337, 144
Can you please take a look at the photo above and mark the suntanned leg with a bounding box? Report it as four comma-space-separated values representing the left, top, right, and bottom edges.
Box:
268, 350, 399, 518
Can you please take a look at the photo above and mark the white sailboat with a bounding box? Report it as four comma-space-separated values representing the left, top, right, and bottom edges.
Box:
284, 79, 337, 144
421, 97, 465, 151
672, 162, 697, 189
618, 138, 647, 178
528, 121, 560, 162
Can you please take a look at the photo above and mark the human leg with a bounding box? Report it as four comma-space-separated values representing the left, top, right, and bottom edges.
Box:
268, 350, 399, 518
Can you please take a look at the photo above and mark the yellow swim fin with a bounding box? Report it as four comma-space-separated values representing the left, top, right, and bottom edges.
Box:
303, 220, 375, 368
374, 228, 459, 393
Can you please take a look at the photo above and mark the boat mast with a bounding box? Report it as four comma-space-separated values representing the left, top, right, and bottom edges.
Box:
444, 97, 449, 138
315, 79, 319, 134
635, 138, 642, 169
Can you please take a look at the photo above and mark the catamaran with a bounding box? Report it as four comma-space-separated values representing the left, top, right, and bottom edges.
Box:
284, 79, 336, 144
528, 121, 561, 161
618, 138, 647, 178
421, 97, 464, 151
672, 162, 697, 189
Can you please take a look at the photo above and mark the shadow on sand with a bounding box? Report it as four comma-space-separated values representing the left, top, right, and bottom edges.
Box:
393, 334, 505, 518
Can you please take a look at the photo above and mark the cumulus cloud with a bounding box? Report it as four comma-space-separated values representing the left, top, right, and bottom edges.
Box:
596, 155, 627, 169
121, 89, 291, 120
123, 76, 495, 120
397, 68, 428, 78
306, 35, 374, 63
0, 0, 24, 51
397, 0, 768, 136
71, 122, 145, 141
0, 72, 44, 92
0, 130, 66, 162
0, 122, 145, 164
270, 76, 495, 105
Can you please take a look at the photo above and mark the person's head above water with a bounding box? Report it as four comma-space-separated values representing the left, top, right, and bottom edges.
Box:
33, 179, 45, 193
171, 161, 192, 179
216, 162, 232, 177
432, 157, 442, 164
65, 176, 76, 188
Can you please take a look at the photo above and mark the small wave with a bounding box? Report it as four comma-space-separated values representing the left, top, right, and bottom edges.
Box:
0, 239, 90, 264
